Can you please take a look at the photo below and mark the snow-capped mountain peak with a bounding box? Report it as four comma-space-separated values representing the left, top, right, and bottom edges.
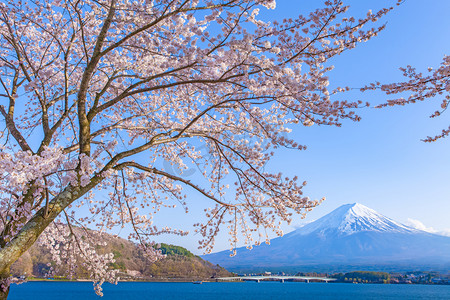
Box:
288, 203, 417, 237
204, 203, 450, 272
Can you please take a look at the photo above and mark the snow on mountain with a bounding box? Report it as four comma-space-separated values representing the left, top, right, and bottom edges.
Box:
287, 203, 417, 237
204, 203, 450, 272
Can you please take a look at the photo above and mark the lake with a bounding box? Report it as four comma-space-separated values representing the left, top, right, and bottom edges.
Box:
8, 281, 450, 299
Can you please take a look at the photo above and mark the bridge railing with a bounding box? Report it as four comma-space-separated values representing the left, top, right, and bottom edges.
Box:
216, 276, 336, 283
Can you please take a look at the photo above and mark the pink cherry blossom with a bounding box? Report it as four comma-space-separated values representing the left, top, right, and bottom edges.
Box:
362, 55, 450, 142
0, 0, 393, 297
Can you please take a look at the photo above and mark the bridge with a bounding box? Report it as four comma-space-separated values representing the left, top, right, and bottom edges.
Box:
216, 275, 336, 283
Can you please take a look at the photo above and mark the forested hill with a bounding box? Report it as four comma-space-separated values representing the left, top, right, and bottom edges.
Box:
10, 232, 232, 280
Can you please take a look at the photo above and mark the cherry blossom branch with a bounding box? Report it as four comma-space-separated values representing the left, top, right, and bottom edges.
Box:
113, 161, 234, 207
0, 105, 31, 152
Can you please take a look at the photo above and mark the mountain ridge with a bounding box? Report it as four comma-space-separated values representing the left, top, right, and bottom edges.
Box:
11, 230, 232, 280
287, 203, 417, 237
204, 203, 450, 273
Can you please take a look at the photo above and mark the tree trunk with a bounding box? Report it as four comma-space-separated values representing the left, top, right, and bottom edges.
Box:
0, 186, 77, 273
0, 185, 84, 300
0, 266, 10, 300
0, 181, 99, 299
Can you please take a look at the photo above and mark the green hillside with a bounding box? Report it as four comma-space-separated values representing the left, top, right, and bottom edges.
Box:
10, 231, 232, 281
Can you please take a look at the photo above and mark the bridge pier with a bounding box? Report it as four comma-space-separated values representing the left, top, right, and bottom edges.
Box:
305, 279, 309, 283
280, 279, 284, 283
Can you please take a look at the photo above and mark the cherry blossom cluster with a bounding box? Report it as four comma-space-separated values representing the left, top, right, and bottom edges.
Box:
0, 146, 65, 241
38, 223, 119, 296
0, 0, 396, 296
362, 55, 450, 142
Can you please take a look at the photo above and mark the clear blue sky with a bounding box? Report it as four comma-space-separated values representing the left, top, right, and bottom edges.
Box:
143, 0, 450, 254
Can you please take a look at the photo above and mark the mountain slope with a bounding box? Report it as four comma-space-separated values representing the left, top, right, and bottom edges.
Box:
204, 203, 450, 272
291, 203, 416, 236
11, 232, 232, 280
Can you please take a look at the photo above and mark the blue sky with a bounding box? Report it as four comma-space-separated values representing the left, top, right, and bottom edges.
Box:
146, 0, 450, 253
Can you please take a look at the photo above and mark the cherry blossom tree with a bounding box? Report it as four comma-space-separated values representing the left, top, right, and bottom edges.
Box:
0, 0, 393, 297
363, 56, 450, 142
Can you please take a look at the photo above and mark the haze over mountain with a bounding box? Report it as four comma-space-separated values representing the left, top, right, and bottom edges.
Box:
204, 203, 450, 273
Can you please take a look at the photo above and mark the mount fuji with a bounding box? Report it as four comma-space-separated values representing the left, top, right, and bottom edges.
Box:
203, 203, 450, 272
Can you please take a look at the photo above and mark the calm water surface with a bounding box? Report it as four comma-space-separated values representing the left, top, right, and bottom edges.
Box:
8, 281, 450, 299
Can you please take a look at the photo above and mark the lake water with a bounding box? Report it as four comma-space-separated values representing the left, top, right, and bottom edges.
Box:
8, 281, 450, 299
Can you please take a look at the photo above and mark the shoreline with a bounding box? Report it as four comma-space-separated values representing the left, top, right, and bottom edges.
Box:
21, 278, 450, 286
